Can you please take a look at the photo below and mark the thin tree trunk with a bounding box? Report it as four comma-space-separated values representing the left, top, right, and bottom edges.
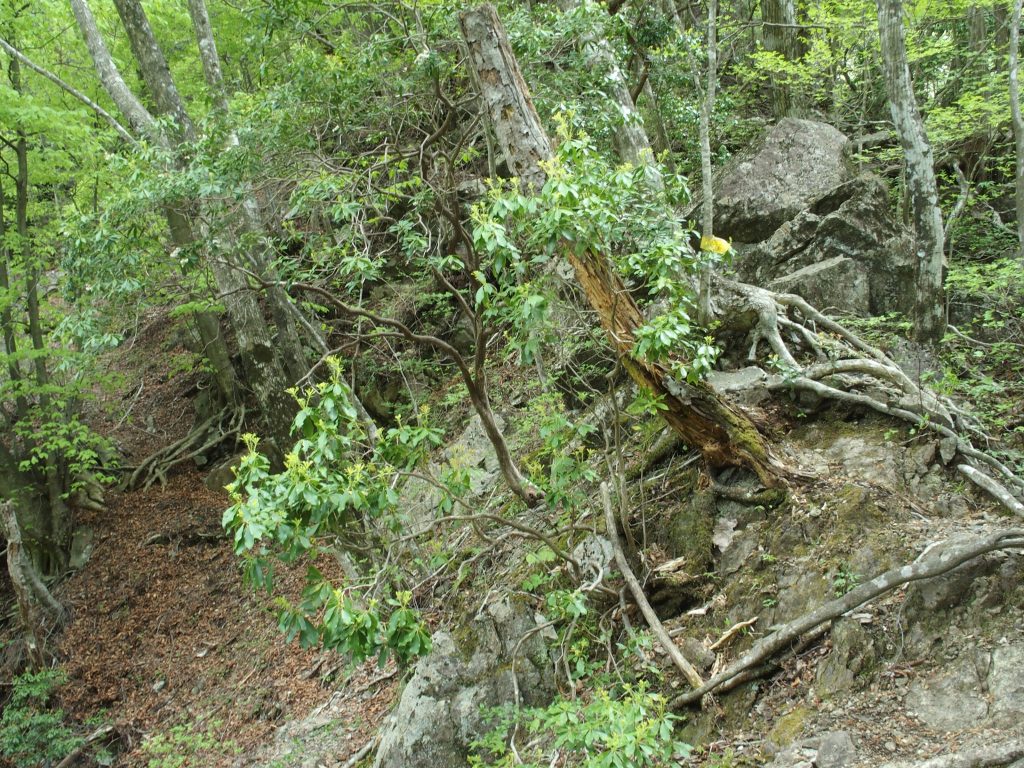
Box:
762, 0, 801, 117
557, 0, 662, 189
164, 207, 238, 404
1010, 0, 1024, 261
11, 55, 71, 571
0, 180, 28, 419
876, 0, 946, 344
186, 0, 310, 382
186, 0, 230, 114
697, 0, 718, 326
460, 3, 784, 486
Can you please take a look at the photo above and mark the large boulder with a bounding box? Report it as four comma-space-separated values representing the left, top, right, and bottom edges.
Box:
374, 597, 555, 768
736, 175, 916, 315
705, 118, 850, 242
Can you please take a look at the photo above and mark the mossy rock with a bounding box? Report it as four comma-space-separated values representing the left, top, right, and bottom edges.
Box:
663, 489, 716, 575
768, 704, 813, 748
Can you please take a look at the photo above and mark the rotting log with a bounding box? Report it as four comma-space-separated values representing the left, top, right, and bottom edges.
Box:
458, 4, 785, 486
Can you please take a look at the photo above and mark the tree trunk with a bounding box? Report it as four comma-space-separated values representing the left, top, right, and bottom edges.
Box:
164, 207, 239, 404
2, 501, 66, 666
557, 0, 662, 189
0, 180, 28, 420
69, 0, 304, 440
11, 55, 71, 572
876, 0, 946, 344
1010, 0, 1024, 261
697, 0, 718, 326
459, 3, 784, 485
762, 0, 801, 117
112, 0, 196, 139
66, 0, 162, 142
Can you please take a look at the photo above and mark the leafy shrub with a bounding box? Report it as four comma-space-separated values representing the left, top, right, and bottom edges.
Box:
0, 668, 81, 768
223, 357, 433, 667
470, 683, 689, 768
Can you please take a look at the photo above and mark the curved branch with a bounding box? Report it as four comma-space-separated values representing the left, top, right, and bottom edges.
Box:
0, 38, 137, 145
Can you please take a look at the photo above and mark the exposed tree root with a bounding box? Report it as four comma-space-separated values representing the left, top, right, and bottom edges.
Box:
669, 528, 1024, 709
127, 407, 242, 490
2, 501, 66, 665
714, 277, 1024, 510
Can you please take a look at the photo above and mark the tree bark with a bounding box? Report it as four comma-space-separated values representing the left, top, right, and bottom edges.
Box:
69, 0, 304, 440
66, 0, 163, 143
186, 0, 230, 114
0, 179, 28, 420
112, 0, 196, 139
10, 55, 72, 571
696, 0, 718, 325
2, 501, 66, 666
762, 0, 801, 117
876, 0, 946, 344
556, 0, 662, 189
460, 3, 784, 485
1010, 0, 1024, 261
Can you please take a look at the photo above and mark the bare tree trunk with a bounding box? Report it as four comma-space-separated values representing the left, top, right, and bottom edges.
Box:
697, 0, 718, 326
460, 4, 784, 486
111, 0, 196, 139
186, 0, 310, 383
0, 180, 28, 420
876, 0, 946, 344
1010, 0, 1024, 261
10, 55, 71, 572
557, 0, 662, 189
2, 501, 65, 666
69, 0, 303, 440
762, 0, 801, 117
164, 207, 238, 404
66, 0, 162, 142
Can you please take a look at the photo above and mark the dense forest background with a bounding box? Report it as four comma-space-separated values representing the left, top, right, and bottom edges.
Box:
1, 0, 1024, 765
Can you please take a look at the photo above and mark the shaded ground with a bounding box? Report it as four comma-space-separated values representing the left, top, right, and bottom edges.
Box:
39, 309, 395, 766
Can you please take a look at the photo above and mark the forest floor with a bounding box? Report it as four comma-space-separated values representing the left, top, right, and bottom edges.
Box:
39, 310, 391, 767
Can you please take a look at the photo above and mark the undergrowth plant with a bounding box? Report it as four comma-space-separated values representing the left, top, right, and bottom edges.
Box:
0, 668, 80, 768
223, 357, 436, 667
469, 683, 689, 768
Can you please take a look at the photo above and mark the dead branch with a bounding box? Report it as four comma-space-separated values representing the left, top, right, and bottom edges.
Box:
670, 529, 1024, 708
601, 482, 704, 689
54, 724, 118, 768
958, 464, 1024, 516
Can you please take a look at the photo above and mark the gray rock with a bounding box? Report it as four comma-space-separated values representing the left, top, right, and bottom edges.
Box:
989, 643, 1024, 725
815, 619, 875, 697
401, 414, 505, 533
905, 656, 989, 730
706, 118, 850, 242
768, 257, 870, 315
736, 174, 916, 316
815, 730, 857, 768
205, 452, 246, 494
374, 597, 555, 768
707, 366, 770, 405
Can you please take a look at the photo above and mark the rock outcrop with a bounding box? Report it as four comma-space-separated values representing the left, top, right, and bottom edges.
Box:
373, 597, 555, 768
699, 118, 917, 316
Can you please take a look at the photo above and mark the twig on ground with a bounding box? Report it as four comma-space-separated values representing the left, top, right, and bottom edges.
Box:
670, 529, 1024, 709
600, 482, 704, 690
